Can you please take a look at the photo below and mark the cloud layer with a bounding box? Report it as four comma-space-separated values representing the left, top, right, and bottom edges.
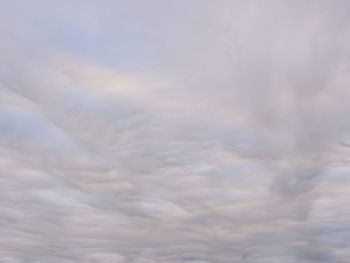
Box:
1, 1, 350, 262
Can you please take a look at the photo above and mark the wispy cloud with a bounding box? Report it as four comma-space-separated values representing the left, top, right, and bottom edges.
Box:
0, 1, 350, 262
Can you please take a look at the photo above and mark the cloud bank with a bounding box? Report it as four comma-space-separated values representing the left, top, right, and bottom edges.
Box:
1, 0, 350, 262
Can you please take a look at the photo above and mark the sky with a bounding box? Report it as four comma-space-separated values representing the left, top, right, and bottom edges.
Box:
1, 0, 350, 262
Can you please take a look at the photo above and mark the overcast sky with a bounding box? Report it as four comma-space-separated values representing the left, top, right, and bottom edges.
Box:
1, 1, 350, 262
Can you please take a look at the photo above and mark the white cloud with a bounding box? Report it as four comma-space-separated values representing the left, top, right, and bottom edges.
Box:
0, 1, 350, 262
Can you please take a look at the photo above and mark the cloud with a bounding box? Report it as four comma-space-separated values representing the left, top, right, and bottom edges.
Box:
0, 0, 350, 262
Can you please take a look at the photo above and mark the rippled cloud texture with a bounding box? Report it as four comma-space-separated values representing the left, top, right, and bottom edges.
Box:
1, 0, 350, 262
